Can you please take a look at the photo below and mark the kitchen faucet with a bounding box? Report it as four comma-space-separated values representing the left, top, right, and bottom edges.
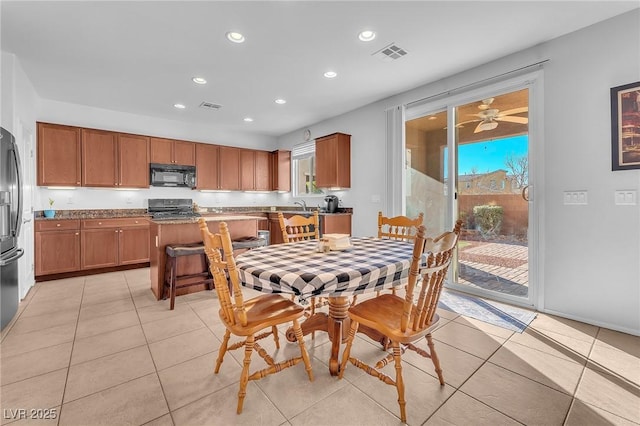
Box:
294, 200, 307, 211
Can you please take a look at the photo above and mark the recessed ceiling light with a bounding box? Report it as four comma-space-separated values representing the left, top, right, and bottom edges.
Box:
226, 31, 245, 43
428, 115, 437, 120
323, 71, 337, 79
243, 117, 254, 122
275, 99, 286, 105
173, 103, 186, 109
358, 30, 376, 42
192, 77, 207, 85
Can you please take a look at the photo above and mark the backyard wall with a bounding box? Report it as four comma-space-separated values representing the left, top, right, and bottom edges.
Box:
459, 194, 528, 238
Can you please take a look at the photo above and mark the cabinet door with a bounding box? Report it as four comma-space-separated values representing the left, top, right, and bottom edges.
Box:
269, 216, 285, 245
37, 123, 81, 186
271, 150, 291, 192
81, 229, 119, 269
35, 230, 81, 275
119, 227, 150, 264
255, 151, 271, 191
219, 146, 241, 190
118, 134, 149, 188
322, 214, 352, 236
173, 141, 195, 166
315, 133, 351, 189
240, 150, 255, 190
150, 137, 173, 164
82, 129, 118, 187
195, 143, 219, 189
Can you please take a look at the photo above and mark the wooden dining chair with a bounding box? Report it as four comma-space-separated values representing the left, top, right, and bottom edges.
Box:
375, 211, 424, 297
197, 219, 313, 414
278, 211, 320, 243
338, 224, 458, 423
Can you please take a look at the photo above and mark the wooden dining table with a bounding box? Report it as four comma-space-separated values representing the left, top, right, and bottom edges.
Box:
235, 237, 420, 375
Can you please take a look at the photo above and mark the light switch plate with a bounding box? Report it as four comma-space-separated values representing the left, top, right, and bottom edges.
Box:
615, 190, 637, 205
563, 191, 588, 205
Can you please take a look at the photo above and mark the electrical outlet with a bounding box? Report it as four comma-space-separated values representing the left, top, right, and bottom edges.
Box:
615, 190, 637, 205
563, 191, 588, 205
125, 196, 133, 204
67, 196, 74, 204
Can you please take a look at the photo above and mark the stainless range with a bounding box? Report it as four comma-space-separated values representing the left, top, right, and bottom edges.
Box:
148, 198, 201, 220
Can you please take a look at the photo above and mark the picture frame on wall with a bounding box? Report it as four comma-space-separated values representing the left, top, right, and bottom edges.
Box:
611, 81, 640, 171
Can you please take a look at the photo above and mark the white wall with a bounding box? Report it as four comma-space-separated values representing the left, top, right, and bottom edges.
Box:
277, 10, 640, 334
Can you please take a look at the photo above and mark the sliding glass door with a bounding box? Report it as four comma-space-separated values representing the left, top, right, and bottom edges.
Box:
404, 76, 538, 307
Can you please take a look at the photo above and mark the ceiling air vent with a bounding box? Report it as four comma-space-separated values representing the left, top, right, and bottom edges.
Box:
373, 43, 408, 62
199, 101, 222, 110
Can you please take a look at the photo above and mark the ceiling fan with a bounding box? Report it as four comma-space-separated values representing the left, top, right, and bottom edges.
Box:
460, 97, 529, 133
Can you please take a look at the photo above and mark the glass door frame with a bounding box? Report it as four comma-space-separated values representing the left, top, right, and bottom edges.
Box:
403, 70, 543, 309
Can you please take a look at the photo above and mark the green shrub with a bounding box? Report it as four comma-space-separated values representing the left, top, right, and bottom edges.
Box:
472, 205, 503, 237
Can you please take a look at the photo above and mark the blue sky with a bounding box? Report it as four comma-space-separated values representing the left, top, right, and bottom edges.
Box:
445, 135, 528, 175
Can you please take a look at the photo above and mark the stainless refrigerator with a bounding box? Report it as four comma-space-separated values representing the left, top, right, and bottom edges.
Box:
1, 127, 24, 330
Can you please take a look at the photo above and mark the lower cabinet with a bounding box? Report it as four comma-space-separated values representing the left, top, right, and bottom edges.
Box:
35, 220, 81, 276
35, 217, 150, 277
81, 218, 150, 270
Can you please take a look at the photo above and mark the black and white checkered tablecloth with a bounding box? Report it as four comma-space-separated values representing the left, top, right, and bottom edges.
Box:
236, 237, 417, 302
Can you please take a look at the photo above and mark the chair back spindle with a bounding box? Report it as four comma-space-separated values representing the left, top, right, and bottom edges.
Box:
378, 211, 424, 241
278, 211, 320, 243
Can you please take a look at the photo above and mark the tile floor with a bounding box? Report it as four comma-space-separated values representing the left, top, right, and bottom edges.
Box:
1, 268, 639, 426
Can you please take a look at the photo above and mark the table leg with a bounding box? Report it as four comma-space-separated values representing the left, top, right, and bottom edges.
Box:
327, 296, 350, 376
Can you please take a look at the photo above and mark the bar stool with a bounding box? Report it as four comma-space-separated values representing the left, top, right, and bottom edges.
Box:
231, 235, 268, 251
163, 243, 214, 310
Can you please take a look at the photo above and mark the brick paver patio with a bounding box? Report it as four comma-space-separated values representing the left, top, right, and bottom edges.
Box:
457, 241, 529, 297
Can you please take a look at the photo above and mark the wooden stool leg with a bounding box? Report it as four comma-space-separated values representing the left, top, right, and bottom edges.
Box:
169, 257, 177, 310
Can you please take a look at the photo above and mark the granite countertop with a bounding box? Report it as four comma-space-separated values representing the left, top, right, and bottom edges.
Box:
151, 215, 267, 225
34, 206, 353, 221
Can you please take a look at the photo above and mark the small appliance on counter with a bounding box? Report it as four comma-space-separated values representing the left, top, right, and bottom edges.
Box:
148, 198, 201, 220
324, 195, 339, 213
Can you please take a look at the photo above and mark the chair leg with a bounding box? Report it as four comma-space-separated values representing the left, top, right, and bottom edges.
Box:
310, 297, 316, 340
426, 333, 444, 385
237, 334, 254, 414
271, 325, 280, 349
392, 341, 407, 423
169, 257, 177, 311
338, 320, 359, 379
293, 318, 314, 382
215, 330, 231, 374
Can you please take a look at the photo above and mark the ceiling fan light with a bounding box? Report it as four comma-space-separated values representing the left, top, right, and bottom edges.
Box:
477, 121, 498, 132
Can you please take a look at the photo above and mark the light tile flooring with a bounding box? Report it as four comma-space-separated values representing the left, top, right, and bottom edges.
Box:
1, 268, 639, 425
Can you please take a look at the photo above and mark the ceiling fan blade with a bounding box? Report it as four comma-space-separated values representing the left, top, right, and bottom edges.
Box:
496, 116, 529, 124
473, 122, 484, 133
456, 119, 480, 126
499, 107, 528, 116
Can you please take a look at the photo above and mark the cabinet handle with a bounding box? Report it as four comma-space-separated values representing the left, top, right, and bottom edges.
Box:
134, 221, 138, 224
75, 232, 79, 236
120, 230, 123, 233
56, 223, 61, 227
98, 222, 102, 225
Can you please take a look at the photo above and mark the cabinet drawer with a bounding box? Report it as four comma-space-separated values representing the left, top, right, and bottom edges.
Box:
82, 217, 149, 229
35, 219, 80, 232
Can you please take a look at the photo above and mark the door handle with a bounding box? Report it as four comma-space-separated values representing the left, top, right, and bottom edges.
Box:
521, 185, 530, 202
0, 248, 24, 266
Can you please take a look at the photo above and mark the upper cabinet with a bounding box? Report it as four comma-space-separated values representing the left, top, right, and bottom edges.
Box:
82, 130, 149, 188
37, 122, 82, 186
195, 143, 219, 190
271, 150, 291, 192
150, 137, 195, 166
218, 146, 241, 191
315, 132, 351, 189
239, 149, 271, 191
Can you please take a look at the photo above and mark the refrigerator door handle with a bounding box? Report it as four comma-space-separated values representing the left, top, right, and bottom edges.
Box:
10, 146, 23, 239
0, 248, 24, 266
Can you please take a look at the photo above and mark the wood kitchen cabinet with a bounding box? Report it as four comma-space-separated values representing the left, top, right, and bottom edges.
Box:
195, 143, 219, 190
271, 150, 291, 192
239, 149, 271, 191
82, 129, 149, 188
35, 220, 81, 276
37, 122, 82, 187
218, 146, 241, 190
150, 137, 195, 165
81, 218, 149, 270
315, 132, 351, 189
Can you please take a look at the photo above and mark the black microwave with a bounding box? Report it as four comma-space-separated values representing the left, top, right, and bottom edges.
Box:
150, 163, 196, 188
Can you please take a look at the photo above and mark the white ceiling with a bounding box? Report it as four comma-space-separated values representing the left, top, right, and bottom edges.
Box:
2, 1, 637, 137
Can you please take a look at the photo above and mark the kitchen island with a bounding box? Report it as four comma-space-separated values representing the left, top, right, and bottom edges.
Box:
149, 215, 265, 299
